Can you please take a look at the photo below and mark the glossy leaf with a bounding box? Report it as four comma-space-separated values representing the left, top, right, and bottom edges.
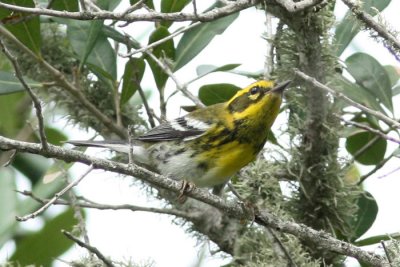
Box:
67, 21, 117, 81
174, 5, 239, 71
384, 65, 400, 87
0, 169, 17, 247
345, 118, 387, 165
160, 0, 191, 27
146, 26, 175, 90
195, 64, 240, 81
0, 71, 42, 95
121, 58, 146, 105
345, 53, 393, 112
351, 192, 378, 241
12, 153, 50, 185
44, 127, 68, 146
355, 233, 400, 246
393, 85, 400, 96
333, 75, 384, 113
334, 0, 391, 56
96, 0, 122, 10
198, 83, 240, 106
10, 208, 77, 266
51, 0, 79, 11
0, 0, 41, 55
78, 21, 104, 70
0, 92, 26, 136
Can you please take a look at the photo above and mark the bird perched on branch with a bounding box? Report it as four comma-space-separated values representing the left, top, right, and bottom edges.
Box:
67, 80, 290, 198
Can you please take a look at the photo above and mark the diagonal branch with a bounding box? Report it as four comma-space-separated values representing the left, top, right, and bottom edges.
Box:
295, 70, 400, 129
62, 230, 115, 267
341, 0, 400, 53
0, 39, 48, 150
0, 135, 387, 266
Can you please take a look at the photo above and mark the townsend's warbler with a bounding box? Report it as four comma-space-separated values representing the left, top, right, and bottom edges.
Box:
68, 80, 290, 190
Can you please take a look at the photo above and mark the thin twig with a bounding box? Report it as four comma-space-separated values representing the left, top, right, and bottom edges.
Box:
275, 0, 325, 13
295, 70, 400, 129
17, 190, 199, 220
16, 165, 93, 221
381, 240, 393, 266
263, 11, 274, 79
146, 51, 204, 108
341, 0, 400, 53
138, 86, 156, 128
122, 22, 201, 57
358, 154, 394, 184
0, 40, 48, 150
338, 116, 400, 145
265, 227, 298, 267
62, 230, 115, 267
79, 0, 87, 11
69, 189, 91, 251
120, 0, 147, 16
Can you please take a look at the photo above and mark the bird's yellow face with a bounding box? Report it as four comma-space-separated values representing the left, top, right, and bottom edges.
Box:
226, 80, 285, 125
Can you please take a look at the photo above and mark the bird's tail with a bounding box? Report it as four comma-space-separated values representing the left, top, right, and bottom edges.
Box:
66, 140, 130, 154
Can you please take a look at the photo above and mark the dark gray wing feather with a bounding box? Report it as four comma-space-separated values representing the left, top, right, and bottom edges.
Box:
136, 116, 208, 142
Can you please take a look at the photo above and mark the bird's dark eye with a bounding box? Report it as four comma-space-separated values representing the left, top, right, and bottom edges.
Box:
250, 86, 260, 95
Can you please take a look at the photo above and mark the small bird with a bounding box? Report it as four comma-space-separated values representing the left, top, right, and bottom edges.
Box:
68, 80, 290, 196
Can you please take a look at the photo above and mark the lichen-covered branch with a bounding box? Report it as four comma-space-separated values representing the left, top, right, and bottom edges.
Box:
0, 136, 387, 266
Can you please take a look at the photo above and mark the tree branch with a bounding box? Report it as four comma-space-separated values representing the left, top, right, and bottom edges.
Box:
274, 0, 326, 13
62, 230, 115, 267
0, 0, 258, 22
0, 39, 48, 150
341, 0, 400, 53
295, 70, 400, 129
17, 190, 200, 221
0, 136, 386, 266
16, 166, 93, 221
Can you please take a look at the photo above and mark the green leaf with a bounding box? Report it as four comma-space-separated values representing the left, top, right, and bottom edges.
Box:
393, 85, 400, 96
0, 0, 41, 55
51, 0, 79, 11
0, 169, 18, 247
146, 26, 175, 90
351, 191, 378, 241
95, 0, 122, 10
195, 64, 240, 81
0, 92, 26, 136
355, 233, 400, 246
198, 83, 240, 106
78, 21, 104, 70
160, 0, 191, 27
333, 75, 384, 114
345, 53, 393, 112
174, 4, 239, 71
345, 118, 387, 165
0, 71, 42, 95
334, 0, 391, 56
10, 208, 77, 266
12, 153, 50, 185
120, 58, 146, 105
67, 21, 117, 81
44, 127, 68, 146
384, 65, 400, 87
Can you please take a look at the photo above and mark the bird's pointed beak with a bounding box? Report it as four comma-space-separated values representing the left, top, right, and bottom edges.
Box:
271, 80, 291, 94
